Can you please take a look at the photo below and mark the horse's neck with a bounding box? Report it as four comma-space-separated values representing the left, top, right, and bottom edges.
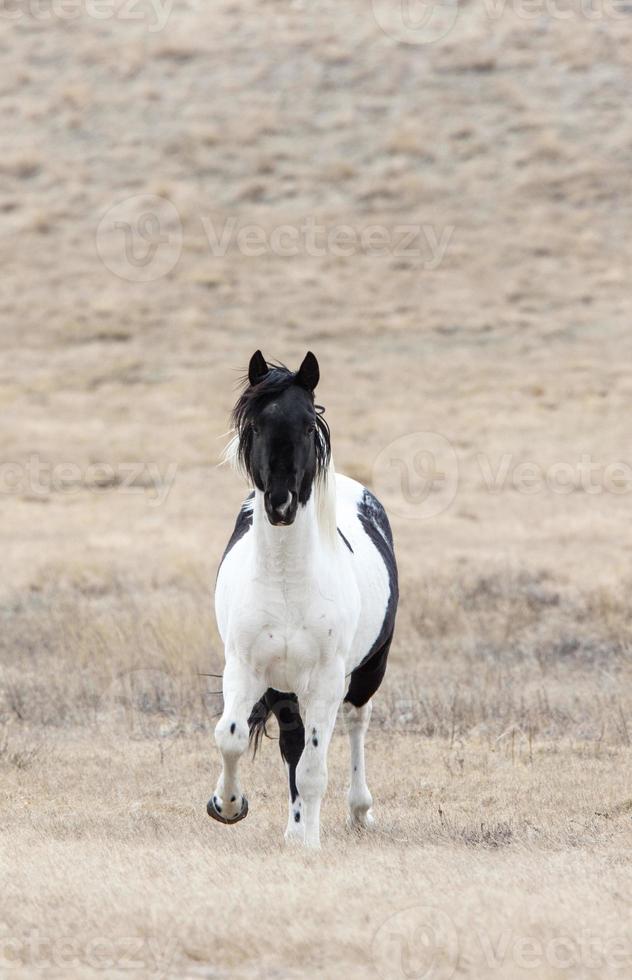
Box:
252, 490, 321, 581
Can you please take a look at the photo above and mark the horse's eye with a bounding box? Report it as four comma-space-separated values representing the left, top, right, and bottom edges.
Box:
305, 421, 316, 435
251, 424, 259, 436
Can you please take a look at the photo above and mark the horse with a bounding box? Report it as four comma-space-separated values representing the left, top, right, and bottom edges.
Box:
207, 350, 398, 847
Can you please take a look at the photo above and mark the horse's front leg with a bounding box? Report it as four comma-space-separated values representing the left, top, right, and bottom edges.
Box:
295, 659, 345, 848
207, 656, 265, 824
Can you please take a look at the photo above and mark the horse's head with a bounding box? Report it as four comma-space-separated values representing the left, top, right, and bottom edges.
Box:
232, 350, 330, 526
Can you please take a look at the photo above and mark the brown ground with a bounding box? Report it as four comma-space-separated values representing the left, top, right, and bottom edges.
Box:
2, 3, 632, 978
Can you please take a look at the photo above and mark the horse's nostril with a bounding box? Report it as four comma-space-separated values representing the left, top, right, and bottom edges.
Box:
277, 492, 292, 516
268, 490, 293, 515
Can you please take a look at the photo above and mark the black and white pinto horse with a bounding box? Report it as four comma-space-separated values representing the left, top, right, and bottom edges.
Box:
208, 351, 398, 847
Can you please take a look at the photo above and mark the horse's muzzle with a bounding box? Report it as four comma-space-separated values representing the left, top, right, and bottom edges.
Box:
264, 489, 297, 526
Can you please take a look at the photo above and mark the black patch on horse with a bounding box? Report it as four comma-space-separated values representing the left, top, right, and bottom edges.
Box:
248, 690, 305, 802
345, 489, 398, 708
337, 528, 353, 553
217, 491, 254, 573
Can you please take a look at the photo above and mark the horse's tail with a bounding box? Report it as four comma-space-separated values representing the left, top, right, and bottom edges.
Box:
248, 693, 271, 756
248, 689, 302, 757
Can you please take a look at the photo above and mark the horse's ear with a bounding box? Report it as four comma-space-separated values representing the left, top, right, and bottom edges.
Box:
248, 350, 268, 387
295, 351, 319, 391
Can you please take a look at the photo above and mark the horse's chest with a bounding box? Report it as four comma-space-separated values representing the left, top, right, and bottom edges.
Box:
234, 584, 342, 678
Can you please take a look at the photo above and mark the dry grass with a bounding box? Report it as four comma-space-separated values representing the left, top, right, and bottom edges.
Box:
2, 726, 632, 979
2, 571, 632, 977
2, 569, 632, 744
3, 2, 632, 978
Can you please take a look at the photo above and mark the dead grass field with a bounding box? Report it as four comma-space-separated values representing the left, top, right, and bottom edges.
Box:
2, 2, 632, 978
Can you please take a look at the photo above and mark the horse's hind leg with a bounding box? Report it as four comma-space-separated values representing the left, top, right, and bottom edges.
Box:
207, 658, 264, 824
343, 634, 392, 830
342, 700, 374, 829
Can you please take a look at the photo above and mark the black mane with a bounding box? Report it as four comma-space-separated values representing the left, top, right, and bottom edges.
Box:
231, 361, 331, 483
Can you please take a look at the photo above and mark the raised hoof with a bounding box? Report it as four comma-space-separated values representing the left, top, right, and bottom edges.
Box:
207, 795, 249, 825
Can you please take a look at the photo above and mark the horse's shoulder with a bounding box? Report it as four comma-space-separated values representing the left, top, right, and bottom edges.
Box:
334, 473, 393, 548
334, 471, 364, 501
218, 491, 255, 571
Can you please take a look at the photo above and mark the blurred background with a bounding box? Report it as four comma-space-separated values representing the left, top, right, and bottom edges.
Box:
3, 0, 632, 706
2, 3, 632, 976
3, 1, 632, 592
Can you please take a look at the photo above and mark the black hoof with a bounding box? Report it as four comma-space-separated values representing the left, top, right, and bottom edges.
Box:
206, 795, 249, 825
